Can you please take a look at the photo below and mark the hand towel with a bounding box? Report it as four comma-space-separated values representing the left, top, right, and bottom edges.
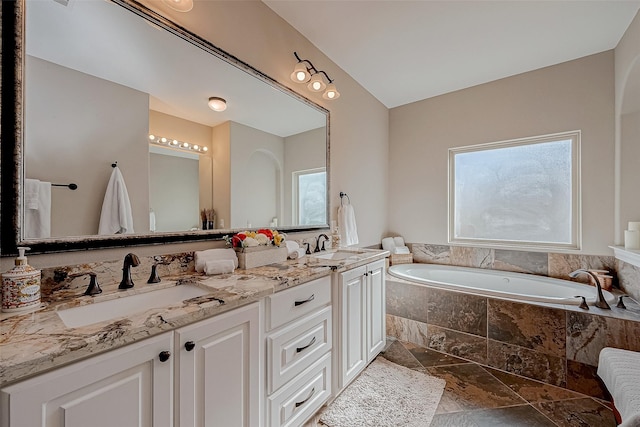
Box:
393, 236, 405, 247
98, 167, 134, 235
24, 180, 51, 238
392, 246, 410, 254
204, 259, 235, 275
195, 248, 238, 273
381, 237, 396, 251
24, 178, 41, 210
285, 240, 300, 255
288, 248, 306, 260
338, 203, 359, 246
149, 209, 156, 232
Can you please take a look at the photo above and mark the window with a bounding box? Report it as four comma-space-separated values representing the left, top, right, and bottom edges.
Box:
449, 131, 581, 250
293, 168, 326, 226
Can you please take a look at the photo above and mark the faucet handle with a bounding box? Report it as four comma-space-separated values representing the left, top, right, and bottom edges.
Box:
574, 295, 589, 310
84, 272, 102, 296
147, 264, 161, 284
304, 242, 311, 255
616, 295, 629, 309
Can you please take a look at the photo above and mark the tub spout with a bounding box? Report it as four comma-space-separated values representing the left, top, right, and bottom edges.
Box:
569, 269, 610, 310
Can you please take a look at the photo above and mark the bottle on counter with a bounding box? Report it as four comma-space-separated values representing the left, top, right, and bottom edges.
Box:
2, 247, 41, 313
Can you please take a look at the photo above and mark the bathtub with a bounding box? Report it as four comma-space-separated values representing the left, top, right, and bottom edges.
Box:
388, 263, 616, 306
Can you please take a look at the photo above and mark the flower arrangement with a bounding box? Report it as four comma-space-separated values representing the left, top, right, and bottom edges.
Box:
225, 229, 285, 249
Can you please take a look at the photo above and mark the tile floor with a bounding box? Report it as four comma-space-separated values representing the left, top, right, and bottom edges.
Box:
306, 338, 617, 427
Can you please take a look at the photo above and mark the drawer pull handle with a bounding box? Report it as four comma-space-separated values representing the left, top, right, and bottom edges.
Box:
185, 341, 195, 351
294, 294, 315, 306
296, 336, 317, 353
295, 387, 316, 408
158, 351, 171, 362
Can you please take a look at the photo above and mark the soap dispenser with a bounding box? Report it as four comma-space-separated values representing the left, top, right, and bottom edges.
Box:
2, 247, 41, 313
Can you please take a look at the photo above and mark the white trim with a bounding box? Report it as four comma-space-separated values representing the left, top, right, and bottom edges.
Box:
448, 130, 581, 251
610, 246, 640, 268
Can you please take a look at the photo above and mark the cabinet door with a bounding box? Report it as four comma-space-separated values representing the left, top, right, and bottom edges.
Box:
366, 259, 386, 361
0, 333, 173, 427
339, 266, 367, 389
175, 303, 260, 427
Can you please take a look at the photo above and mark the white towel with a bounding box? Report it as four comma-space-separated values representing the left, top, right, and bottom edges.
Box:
393, 236, 405, 247
24, 180, 51, 238
338, 203, 359, 246
24, 178, 41, 210
204, 259, 235, 275
392, 246, 410, 254
598, 347, 640, 427
149, 209, 156, 232
288, 248, 306, 260
285, 240, 300, 254
195, 248, 238, 273
98, 167, 134, 235
381, 237, 396, 251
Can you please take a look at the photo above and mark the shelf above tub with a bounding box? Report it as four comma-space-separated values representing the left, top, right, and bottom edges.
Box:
610, 246, 640, 268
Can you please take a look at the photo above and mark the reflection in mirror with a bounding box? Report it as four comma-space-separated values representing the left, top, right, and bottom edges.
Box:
22, 0, 328, 242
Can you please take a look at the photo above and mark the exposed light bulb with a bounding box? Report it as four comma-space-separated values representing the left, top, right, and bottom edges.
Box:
202, 146, 208, 152
183, 142, 189, 148
193, 145, 199, 150
322, 83, 340, 100
149, 134, 155, 141
161, 0, 193, 12
161, 137, 167, 143
171, 140, 178, 145
290, 62, 310, 83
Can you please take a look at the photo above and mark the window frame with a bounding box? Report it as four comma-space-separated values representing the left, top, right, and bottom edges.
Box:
448, 130, 582, 251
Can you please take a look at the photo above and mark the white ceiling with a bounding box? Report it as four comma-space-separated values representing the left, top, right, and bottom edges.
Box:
264, 1, 640, 108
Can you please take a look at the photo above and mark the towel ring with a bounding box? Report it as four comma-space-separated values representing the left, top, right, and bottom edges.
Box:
339, 192, 351, 206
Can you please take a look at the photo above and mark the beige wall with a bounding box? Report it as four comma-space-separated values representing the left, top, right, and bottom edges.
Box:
25, 56, 149, 238
149, 110, 214, 214
283, 127, 327, 225
389, 51, 615, 255
230, 122, 284, 228
141, 0, 390, 247
615, 11, 640, 243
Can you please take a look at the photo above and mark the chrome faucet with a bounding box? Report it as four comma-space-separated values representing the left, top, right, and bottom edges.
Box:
315, 234, 329, 252
569, 269, 610, 309
119, 253, 141, 289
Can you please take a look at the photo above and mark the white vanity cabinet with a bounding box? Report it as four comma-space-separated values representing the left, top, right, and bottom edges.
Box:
265, 276, 332, 427
333, 259, 386, 394
0, 332, 174, 427
175, 302, 260, 427
0, 302, 261, 427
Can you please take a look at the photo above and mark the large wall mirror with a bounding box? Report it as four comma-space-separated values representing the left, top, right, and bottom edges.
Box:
3, 0, 329, 253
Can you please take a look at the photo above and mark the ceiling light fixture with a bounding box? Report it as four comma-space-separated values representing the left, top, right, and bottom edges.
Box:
290, 52, 339, 100
208, 96, 227, 112
161, 0, 193, 12
149, 134, 208, 154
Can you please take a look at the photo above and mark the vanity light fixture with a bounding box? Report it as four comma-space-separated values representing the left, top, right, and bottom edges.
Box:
290, 52, 340, 100
161, 0, 193, 12
208, 97, 227, 112
149, 134, 208, 154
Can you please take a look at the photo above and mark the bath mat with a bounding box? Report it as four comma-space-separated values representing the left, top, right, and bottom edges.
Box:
319, 357, 446, 427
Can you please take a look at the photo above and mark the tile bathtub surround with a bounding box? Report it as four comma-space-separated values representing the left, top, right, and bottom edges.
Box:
386, 277, 640, 398
411, 240, 640, 312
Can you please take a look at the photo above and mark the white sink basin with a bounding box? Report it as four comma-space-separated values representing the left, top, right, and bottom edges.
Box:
309, 250, 363, 265
57, 284, 210, 328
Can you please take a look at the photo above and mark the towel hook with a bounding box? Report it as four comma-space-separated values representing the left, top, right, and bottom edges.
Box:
112, 161, 118, 168
339, 192, 351, 206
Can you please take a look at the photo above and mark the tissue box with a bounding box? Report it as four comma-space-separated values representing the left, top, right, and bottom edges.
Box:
234, 246, 288, 269
390, 253, 413, 266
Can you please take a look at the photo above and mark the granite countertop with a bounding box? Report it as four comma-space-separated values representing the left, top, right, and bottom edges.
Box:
0, 248, 388, 387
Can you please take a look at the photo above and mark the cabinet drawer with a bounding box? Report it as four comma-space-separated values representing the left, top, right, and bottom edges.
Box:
266, 276, 331, 330
267, 352, 331, 427
267, 305, 332, 393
